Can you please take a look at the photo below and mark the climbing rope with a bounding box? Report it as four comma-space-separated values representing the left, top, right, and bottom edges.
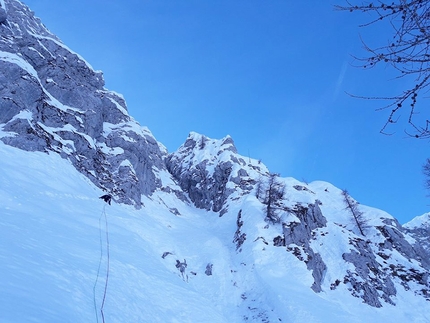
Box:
93, 205, 104, 323
101, 204, 110, 323
93, 203, 111, 323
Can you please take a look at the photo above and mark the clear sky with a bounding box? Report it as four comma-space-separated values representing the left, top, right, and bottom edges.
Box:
22, 0, 430, 224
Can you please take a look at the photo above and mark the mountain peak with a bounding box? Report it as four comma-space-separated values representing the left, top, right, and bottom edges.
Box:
404, 212, 430, 229
166, 132, 268, 213
183, 131, 237, 154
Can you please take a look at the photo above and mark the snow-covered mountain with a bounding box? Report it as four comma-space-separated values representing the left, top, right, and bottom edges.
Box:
404, 213, 430, 262
0, 0, 429, 322
0, 0, 167, 208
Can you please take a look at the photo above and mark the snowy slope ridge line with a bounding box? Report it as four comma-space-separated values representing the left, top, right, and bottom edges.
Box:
0, 0, 430, 321
28, 31, 99, 73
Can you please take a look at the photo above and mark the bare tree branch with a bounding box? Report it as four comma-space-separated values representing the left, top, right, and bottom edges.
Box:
336, 0, 430, 138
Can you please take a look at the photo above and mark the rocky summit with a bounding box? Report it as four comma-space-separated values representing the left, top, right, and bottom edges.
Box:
0, 1, 429, 322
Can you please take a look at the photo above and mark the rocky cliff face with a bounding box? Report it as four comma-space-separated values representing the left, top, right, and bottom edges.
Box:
403, 213, 430, 263
0, 0, 165, 207
282, 202, 328, 293
166, 132, 269, 214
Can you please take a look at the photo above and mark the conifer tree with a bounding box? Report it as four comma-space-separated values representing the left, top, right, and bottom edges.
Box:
256, 173, 286, 224
342, 189, 368, 236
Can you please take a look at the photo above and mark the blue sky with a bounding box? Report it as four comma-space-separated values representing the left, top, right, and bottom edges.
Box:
23, 0, 430, 224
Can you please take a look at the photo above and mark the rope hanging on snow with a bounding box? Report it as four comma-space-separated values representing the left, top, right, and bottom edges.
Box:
100, 204, 110, 323
93, 205, 104, 323
93, 196, 112, 323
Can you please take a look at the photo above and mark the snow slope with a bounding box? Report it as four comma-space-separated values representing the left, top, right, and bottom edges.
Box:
1, 141, 429, 322
0, 141, 228, 322
404, 212, 430, 229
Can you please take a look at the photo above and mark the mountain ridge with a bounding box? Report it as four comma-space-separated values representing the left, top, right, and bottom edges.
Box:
0, 0, 168, 207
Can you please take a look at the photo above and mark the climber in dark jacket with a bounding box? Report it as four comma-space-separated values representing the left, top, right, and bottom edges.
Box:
99, 194, 112, 205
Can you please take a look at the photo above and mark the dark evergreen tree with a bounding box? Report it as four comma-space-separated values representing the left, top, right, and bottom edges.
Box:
257, 173, 286, 224
342, 189, 368, 236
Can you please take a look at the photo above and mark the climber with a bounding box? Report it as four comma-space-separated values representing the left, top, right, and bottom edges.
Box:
99, 194, 112, 205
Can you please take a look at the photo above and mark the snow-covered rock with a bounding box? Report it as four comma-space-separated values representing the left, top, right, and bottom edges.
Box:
166, 131, 269, 214
0, 0, 165, 207
0, 0, 430, 321
403, 213, 430, 266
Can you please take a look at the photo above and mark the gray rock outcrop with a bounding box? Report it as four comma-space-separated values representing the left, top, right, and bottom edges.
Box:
283, 203, 328, 292
340, 220, 430, 307
0, 0, 165, 207
342, 237, 395, 307
166, 132, 266, 213
403, 213, 430, 269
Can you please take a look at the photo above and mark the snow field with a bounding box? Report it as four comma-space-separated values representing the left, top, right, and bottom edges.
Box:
1, 140, 429, 322
0, 142, 229, 322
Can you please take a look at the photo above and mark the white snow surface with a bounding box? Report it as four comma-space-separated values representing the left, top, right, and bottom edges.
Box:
0, 141, 429, 322
404, 212, 430, 229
